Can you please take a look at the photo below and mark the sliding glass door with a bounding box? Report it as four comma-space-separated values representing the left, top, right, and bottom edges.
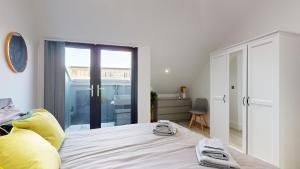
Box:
65, 43, 137, 131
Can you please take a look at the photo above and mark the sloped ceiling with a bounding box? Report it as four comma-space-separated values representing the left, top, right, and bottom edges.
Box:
33, 0, 256, 93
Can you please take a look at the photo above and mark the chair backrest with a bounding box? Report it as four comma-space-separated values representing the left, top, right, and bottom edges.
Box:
192, 98, 208, 113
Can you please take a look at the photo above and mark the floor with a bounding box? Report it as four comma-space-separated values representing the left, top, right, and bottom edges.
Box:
176, 121, 210, 137
176, 121, 243, 151
229, 127, 242, 150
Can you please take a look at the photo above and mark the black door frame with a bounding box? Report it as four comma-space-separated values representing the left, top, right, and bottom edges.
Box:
65, 42, 138, 129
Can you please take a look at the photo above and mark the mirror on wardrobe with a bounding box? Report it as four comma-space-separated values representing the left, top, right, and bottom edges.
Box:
228, 50, 244, 151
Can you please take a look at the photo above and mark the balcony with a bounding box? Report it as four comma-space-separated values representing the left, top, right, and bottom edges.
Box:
64, 67, 132, 133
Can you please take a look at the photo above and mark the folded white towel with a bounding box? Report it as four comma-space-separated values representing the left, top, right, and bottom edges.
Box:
196, 146, 240, 169
200, 138, 225, 151
153, 120, 177, 136
0, 108, 24, 125
198, 138, 229, 160
195, 139, 240, 169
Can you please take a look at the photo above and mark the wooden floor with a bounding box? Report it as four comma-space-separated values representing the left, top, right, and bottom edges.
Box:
229, 128, 242, 150
176, 121, 243, 151
176, 121, 210, 137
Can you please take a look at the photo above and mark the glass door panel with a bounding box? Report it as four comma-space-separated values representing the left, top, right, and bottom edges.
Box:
100, 49, 133, 127
64, 43, 137, 131
64, 47, 91, 132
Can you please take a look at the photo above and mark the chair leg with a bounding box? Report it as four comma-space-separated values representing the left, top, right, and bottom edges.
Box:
189, 114, 195, 128
200, 123, 204, 131
202, 115, 208, 127
199, 115, 205, 131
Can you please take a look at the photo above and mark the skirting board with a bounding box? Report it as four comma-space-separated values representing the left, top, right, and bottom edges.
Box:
230, 121, 242, 131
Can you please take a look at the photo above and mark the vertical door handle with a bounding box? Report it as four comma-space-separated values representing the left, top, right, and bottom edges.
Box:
223, 95, 226, 103
247, 97, 250, 106
90, 85, 94, 97
97, 85, 100, 97
242, 97, 246, 106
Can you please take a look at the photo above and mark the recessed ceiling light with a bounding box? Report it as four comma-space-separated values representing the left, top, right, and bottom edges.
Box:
164, 68, 170, 74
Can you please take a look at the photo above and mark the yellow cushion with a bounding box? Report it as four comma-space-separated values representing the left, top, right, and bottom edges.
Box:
0, 128, 61, 169
12, 109, 65, 150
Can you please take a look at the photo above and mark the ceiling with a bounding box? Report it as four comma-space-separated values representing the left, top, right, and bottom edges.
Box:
32, 0, 257, 93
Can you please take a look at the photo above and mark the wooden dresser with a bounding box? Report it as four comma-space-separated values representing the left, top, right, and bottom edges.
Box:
157, 98, 192, 122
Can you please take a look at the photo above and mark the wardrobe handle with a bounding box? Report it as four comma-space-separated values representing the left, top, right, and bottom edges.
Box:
242, 97, 246, 106
223, 95, 226, 103
247, 97, 250, 106
90, 85, 94, 97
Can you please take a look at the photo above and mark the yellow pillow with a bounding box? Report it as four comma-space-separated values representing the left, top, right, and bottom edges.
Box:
12, 109, 65, 150
0, 128, 61, 169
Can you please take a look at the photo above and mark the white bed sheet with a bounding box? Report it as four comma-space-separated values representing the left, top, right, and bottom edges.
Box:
59, 123, 277, 169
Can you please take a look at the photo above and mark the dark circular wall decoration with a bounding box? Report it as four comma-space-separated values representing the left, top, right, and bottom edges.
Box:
5, 32, 28, 73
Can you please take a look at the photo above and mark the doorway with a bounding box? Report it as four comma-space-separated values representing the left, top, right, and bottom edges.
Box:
64, 43, 137, 132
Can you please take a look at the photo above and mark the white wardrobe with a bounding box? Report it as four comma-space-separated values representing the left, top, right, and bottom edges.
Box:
210, 31, 300, 169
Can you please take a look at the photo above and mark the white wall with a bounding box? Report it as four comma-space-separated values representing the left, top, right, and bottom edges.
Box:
34, 0, 200, 94
190, 61, 210, 125
0, 0, 38, 111
34, 0, 213, 123
31, 0, 257, 122
222, 0, 300, 47
33, 0, 256, 94
138, 47, 151, 123
190, 60, 210, 101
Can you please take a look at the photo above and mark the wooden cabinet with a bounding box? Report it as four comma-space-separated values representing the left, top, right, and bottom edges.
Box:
157, 98, 192, 122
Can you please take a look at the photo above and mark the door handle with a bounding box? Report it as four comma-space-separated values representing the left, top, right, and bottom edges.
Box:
247, 97, 250, 106
97, 85, 100, 97
90, 85, 94, 97
223, 95, 226, 103
242, 97, 246, 106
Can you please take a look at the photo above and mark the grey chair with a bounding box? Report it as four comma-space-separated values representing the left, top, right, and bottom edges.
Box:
188, 98, 208, 131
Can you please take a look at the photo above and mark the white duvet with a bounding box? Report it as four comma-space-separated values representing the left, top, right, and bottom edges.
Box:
59, 123, 277, 169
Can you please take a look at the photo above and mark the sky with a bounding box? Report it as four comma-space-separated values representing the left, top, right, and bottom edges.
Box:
65, 47, 132, 68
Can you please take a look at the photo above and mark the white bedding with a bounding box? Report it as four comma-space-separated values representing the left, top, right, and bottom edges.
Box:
59, 123, 277, 169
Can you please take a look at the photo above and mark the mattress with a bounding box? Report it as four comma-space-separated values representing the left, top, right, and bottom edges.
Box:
59, 123, 277, 169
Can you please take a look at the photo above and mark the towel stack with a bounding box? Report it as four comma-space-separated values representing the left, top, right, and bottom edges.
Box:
0, 98, 25, 125
196, 138, 240, 169
153, 120, 177, 136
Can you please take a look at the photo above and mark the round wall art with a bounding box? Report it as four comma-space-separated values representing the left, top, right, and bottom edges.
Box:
5, 32, 28, 73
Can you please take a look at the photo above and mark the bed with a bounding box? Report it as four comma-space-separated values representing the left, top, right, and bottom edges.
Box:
59, 122, 277, 169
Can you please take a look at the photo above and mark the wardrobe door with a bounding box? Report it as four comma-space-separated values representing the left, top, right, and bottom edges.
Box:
227, 45, 248, 153
210, 52, 229, 144
247, 37, 277, 164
